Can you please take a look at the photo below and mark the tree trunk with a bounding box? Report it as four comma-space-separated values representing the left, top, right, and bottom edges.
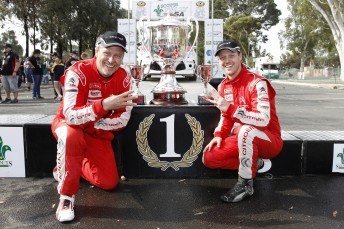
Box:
24, 16, 29, 57
307, 0, 344, 81
337, 40, 344, 81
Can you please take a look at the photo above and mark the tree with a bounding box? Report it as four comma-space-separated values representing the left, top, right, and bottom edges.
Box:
0, 30, 24, 56
307, 0, 344, 81
222, 0, 281, 61
278, 0, 323, 71
223, 15, 261, 63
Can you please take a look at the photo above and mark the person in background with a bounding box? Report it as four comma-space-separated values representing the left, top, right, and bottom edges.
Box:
0, 60, 2, 101
27, 49, 44, 99
51, 57, 65, 101
1, 43, 20, 103
80, 52, 88, 60
42, 60, 49, 84
65, 50, 79, 68
47, 52, 59, 98
24, 57, 32, 91
203, 40, 283, 203
18, 57, 25, 88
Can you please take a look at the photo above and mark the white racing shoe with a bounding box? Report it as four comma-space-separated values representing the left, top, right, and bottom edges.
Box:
56, 195, 75, 222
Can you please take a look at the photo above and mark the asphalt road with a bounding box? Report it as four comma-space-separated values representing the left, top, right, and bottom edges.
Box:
1, 78, 343, 131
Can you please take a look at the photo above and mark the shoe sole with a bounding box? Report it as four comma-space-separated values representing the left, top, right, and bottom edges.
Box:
220, 192, 253, 203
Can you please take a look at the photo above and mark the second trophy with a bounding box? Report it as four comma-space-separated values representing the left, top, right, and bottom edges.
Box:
126, 64, 149, 105
196, 64, 218, 105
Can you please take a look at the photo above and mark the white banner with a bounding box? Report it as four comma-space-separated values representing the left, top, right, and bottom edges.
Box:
203, 19, 223, 78
132, 0, 209, 20
0, 127, 25, 177
118, 19, 137, 66
204, 19, 224, 42
332, 143, 344, 173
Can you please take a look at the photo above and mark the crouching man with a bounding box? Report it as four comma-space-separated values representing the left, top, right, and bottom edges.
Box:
51, 31, 137, 222
203, 41, 283, 203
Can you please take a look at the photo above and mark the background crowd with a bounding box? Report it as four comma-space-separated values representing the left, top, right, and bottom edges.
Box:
0, 43, 89, 103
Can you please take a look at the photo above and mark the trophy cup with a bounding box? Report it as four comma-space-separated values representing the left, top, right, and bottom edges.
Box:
126, 64, 148, 105
138, 14, 199, 105
196, 64, 218, 105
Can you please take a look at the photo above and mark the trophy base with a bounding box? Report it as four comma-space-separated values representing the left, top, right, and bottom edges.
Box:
150, 91, 188, 105
198, 95, 213, 105
133, 95, 145, 105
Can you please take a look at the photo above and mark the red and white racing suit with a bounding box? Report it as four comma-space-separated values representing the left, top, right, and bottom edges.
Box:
203, 65, 283, 179
51, 57, 133, 195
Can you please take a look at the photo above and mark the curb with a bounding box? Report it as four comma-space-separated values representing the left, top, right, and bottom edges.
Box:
271, 80, 344, 90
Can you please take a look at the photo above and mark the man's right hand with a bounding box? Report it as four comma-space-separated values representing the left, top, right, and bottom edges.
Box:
203, 136, 222, 153
102, 90, 138, 111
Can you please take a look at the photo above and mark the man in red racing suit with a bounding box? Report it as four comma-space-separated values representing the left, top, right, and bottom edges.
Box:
203, 40, 283, 203
51, 31, 137, 222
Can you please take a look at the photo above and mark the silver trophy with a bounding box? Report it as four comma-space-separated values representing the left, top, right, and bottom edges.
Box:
126, 64, 149, 105
138, 14, 199, 105
196, 64, 218, 104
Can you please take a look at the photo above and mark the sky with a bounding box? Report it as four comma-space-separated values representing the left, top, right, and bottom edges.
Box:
1, 0, 289, 59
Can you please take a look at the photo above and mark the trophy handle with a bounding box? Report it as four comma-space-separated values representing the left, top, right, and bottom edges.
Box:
138, 16, 153, 61
212, 64, 219, 78
185, 16, 199, 62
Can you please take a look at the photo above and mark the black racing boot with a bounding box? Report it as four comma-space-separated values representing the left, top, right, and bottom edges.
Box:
221, 176, 254, 203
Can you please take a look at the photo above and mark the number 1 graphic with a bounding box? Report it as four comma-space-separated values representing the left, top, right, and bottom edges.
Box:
159, 114, 181, 158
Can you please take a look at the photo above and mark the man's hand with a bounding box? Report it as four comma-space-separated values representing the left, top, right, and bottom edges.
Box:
203, 136, 222, 152
12, 71, 17, 78
102, 90, 138, 111
206, 96, 230, 112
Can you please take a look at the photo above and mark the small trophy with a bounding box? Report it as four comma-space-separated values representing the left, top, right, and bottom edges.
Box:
196, 64, 218, 105
126, 64, 149, 105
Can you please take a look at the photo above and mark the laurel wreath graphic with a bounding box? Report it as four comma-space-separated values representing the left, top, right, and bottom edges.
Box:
136, 114, 204, 171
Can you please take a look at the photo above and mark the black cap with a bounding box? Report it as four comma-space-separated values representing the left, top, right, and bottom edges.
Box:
33, 49, 41, 54
96, 31, 127, 52
4, 43, 12, 49
72, 50, 78, 55
214, 41, 241, 56
51, 52, 58, 56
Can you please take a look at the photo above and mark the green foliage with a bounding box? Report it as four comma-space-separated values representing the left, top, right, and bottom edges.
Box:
221, 0, 281, 61
4, 0, 127, 58
0, 30, 24, 56
279, 0, 336, 69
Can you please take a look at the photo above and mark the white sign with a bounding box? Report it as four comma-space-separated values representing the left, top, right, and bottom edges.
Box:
132, 0, 209, 20
332, 143, 344, 173
203, 45, 223, 78
118, 19, 137, 66
204, 19, 224, 42
0, 127, 25, 177
204, 19, 223, 78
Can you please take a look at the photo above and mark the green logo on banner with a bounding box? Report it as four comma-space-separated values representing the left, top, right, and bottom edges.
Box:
0, 136, 12, 167
337, 149, 344, 169
153, 5, 164, 17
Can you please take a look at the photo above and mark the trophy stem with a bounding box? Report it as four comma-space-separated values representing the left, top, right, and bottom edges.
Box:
150, 71, 188, 105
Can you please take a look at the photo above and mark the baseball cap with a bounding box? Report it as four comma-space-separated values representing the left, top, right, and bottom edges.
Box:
51, 52, 58, 56
4, 43, 12, 48
214, 41, 241, 56
72, 50, 78, 55
96, 31, 127, 52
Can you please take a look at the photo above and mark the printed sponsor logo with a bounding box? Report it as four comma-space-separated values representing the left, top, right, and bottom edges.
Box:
88, 90, 102, 98
224, 94, 233, 101
89, 83, 101, 89
0, 136, 13, 167
333, 144, 344, 173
